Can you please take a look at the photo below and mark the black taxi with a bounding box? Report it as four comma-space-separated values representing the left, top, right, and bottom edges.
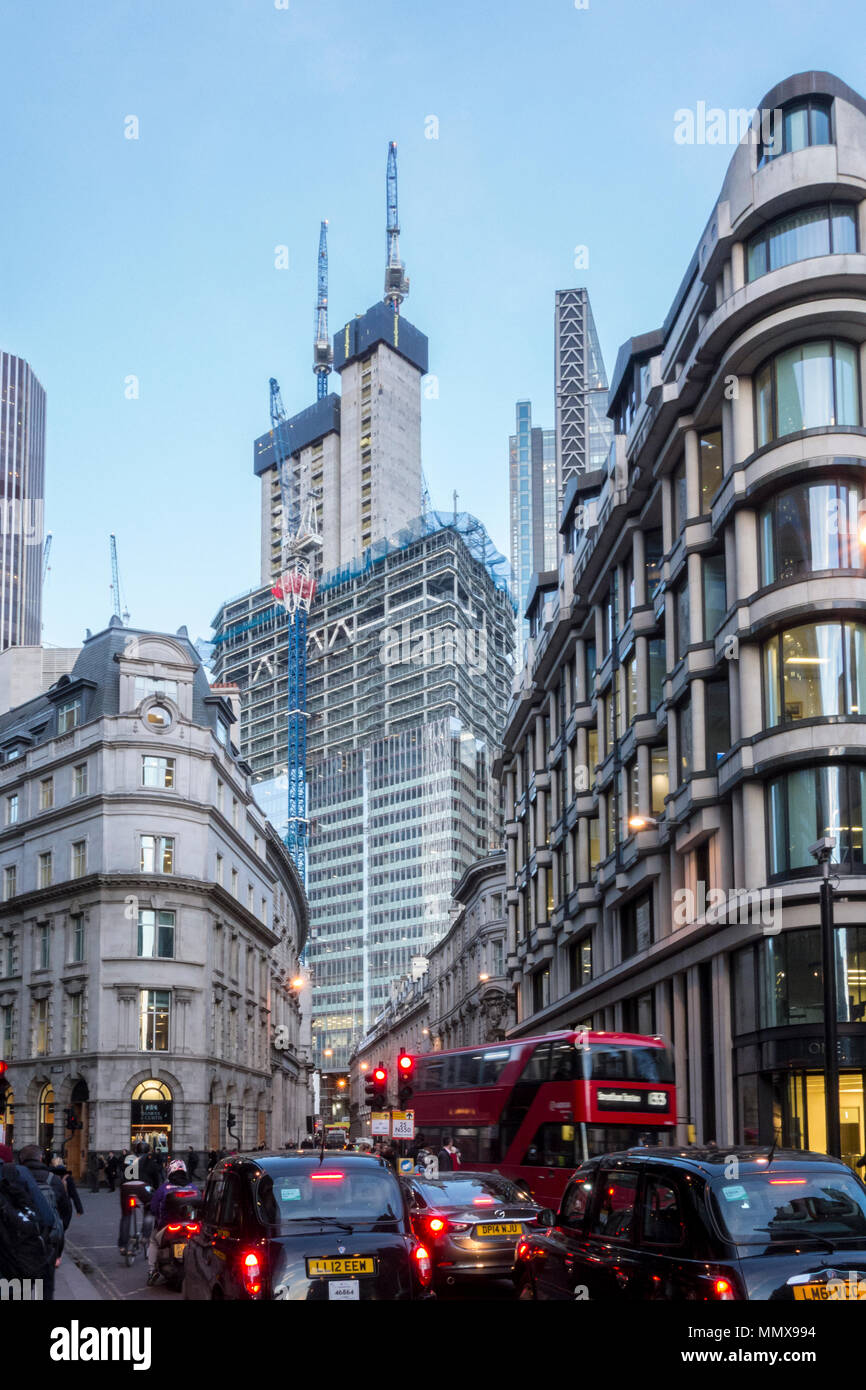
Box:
514, 1146, 866, 1300
182, 1151, 433, 1300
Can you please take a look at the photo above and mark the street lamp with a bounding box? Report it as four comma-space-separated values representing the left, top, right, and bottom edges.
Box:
809, 836, 841, 1159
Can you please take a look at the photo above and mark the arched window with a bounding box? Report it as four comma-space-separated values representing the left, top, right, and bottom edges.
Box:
38, 1083, 54, 1149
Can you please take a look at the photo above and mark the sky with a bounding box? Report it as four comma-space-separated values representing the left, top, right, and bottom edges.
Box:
2, 0, 865, 650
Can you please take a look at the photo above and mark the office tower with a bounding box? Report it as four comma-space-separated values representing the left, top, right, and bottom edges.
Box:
554, 289, 613, 501
509, 400, 557, 648
0, 353, 45, 648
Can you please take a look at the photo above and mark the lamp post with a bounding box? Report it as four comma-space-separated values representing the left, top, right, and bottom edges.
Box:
809, 836, 841, 1159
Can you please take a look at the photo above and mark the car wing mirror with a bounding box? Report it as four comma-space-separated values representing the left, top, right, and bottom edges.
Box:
536, 1208, 556, 1229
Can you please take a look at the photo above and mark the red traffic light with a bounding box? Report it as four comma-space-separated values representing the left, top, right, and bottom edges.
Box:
398, 1052, 414, 1073
373, 1067, 386, 1083
0, 1060, 7, 1077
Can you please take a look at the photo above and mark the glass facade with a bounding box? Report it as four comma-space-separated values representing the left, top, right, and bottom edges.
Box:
755, 339, 860, 447
768, 763, 866, 874
764, 621, 866, 724
760, 480, 865, 583
747, 202, 857, 280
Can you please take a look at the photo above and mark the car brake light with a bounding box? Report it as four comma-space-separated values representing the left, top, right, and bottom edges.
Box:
311, 1172, 344, 1181
127, 1197, 136, 1210
414, 1243, 432, 1287
185, 1222, 200, 1235
768, 1178, 807, 1185
242, 1250, 263, 1298
166, 1223, 183, 1233
472, 1196, 496, 1205
713, 1277, 737, 1300
516, 1240, 530, 1260
427, 1217, 447, 1234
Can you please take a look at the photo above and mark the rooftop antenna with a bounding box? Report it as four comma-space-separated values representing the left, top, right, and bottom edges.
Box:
384, 141, 409, 312
313, 219, 333, 398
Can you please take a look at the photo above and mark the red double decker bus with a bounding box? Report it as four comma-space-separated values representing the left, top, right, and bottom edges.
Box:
410, 1030, 677, 1205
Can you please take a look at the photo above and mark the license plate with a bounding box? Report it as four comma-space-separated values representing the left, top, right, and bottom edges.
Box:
306, 1257, 376, 1277
793, 1281, 866, 1300
172, 1243, 186, 1260
475, 1222, 522, 1238
328, 1280, 360, 1300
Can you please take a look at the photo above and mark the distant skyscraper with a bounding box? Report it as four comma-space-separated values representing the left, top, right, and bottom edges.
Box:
508, 401, 556, 649
554, 289, 613, 502
0, 353, 45, 648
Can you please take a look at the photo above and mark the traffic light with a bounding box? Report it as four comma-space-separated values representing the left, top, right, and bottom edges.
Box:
397, 1052, 415, 1108
64, 1108, 81, 1133
365, 1064, 388, 1109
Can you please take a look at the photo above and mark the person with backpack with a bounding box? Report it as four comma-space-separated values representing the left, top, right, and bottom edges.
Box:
50, 1154, 84, 1220
4, 1144, 67, 1298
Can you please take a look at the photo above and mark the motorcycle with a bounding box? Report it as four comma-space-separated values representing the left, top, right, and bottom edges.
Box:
153, 1187, 201, 1290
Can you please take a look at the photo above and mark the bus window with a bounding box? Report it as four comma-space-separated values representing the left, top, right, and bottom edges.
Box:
477, 1048, 513, 1085
591, 1047, 629, 1079
521, 1122, 579, 1168
416, 1056, 447, 1091
630, 1047, 675, 1083
522, 1042, 552, 1082
454, 1053, 482, 1088
550, 1040, 577, 1081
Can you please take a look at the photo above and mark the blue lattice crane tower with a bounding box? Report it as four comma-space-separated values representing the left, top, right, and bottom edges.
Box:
268, 378, 321, 884
313, 219, 333, 399
384, 141, 409, 312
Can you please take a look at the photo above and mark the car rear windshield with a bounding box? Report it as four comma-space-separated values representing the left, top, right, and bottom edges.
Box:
253, 1166, 403, 1228
414, 1175, 534, 1207
709, 1171, 866, 1245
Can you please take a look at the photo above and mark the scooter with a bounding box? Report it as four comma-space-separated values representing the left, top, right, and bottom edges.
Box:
152, 1187, 201, 1290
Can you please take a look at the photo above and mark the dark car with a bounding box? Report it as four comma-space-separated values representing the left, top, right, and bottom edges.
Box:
183, 1151, 433, 1300
514, 1146, 866, 1301
401, 1171, 542, 1289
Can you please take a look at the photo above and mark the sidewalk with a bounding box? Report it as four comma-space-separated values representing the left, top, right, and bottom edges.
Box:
55, 1256, 104, 1301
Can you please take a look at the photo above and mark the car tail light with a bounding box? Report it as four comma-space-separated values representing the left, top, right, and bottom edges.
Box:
712, 1277, 738, 1300
427, 1216, 448, 1235
311, 1172, 344, 1181
414, 1243, 432, 1288
128, 1197, 136, 1210
185, 1222, 200, 1235
242, 1250, 263, 1298
166, 1223, 183, 1233
516, 1240, 530, 1260
472, 1196, 496, 1205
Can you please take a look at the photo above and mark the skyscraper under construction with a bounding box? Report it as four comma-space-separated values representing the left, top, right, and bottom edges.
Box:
211, 146, 514, 1070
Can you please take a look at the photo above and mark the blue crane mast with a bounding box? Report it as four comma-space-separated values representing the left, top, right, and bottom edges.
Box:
313, 219, 333, 399
268, 374, 321, 885
384, 141, 409, 312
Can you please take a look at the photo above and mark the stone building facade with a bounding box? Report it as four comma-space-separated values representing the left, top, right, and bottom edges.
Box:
0, 619, 310, 1172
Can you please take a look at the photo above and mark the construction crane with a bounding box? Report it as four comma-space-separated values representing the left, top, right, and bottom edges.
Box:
42, 533, 52, 586
313, 219, 333, 399
268, 378, 322, 884
109, 534, 130, 625
384, 140, 409, 312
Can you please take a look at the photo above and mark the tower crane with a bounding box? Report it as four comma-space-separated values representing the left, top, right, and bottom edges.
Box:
109, 534, 130, 625
313, 219, 333, 399
384, 141, 409, 312
42, 533, 52, 586
268, 377, 322, 884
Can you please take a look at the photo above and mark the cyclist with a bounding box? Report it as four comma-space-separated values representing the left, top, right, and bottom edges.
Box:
117, 1143, 160, 1255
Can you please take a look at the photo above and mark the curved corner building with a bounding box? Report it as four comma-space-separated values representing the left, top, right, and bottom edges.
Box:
500, 71, 866, 1163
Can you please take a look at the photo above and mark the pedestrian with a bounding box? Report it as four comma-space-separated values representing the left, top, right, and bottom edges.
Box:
105, 1151, 120, 1192
207, 1149, 219, 1171
446, 1140, 461, 1169
50, 1155, 84, 1220
0, 1142, 64, 1299
186, 1146, 198, 1179
437, 1137, 454, 1172
17, 1143, 71, 1298
86, 1150, 100, 1194
96, 1152, 106, 1189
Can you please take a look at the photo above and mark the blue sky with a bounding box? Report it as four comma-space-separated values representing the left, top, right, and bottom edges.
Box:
2, 0, 863, 649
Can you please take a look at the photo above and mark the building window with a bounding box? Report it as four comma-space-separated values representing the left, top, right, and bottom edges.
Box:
217, 780, 224, 812
677, 697, 692, 783
33, 998, 49, 1057
37, 923, 50, 970
764, 621, 866, 725
675, 580, 690, 661
702, 555, 726, 639
138, 908, 175, 959
705, 678, 731, 766
651, 746, 669, 815
6, 794, 17, 825
139, 990, 170, 1051
1, 1003, 13, 1058
3, 866, 16, 901
69, 992, 83, 1052
769, 763, 866, 876
746, 202, 856, 281
532, 968, 550, 1014
589, 817, 601, 873
73, 764, 88, 797
648, 638, 665, 709
38, 852, 52, 889
247, 884, 254, 912
232, 799, 239, 829
491, 939, 504, 976
757, 96, 832, 166
135, 677, 178, 705
672, 457, 687, 533
140, 835, 174, 874
142, 756, 175, 788
70, 915, 85, 963
71, 841, 87, 879
621, 893, 652, 959
39, 778, 54, 811
699, 431, 723, 510
760, 480, 865, 584
231, 868, 239, 898
755, 339, 860, 448
570, 936, 592, 990
57, 699, 81, 733
624, 654, 637, 726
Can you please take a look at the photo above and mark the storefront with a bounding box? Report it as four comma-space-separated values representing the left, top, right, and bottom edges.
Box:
0, 1082, 13, 1148
130, 1078, 173, 1154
